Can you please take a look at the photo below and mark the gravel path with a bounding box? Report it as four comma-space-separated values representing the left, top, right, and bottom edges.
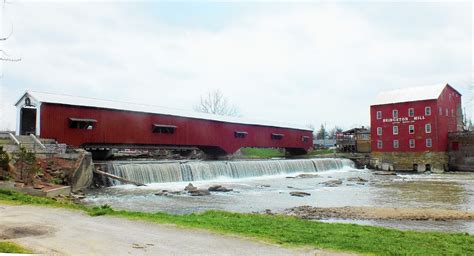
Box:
0, 205, 352, 256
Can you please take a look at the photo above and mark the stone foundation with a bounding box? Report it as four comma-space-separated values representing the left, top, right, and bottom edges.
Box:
371, 152, 448, 173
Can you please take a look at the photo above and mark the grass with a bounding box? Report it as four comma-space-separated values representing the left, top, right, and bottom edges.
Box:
308, 149, 335, 156
0, 189, 473, 255
0, 241, 32, 254
239, 148, 285, 158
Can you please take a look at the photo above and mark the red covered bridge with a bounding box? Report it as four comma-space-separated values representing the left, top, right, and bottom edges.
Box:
15, 91, 313, 158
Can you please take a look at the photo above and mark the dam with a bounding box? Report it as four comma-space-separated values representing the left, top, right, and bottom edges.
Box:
104, 158, 355, 185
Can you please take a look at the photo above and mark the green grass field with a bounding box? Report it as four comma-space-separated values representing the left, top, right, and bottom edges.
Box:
0, 189, 473, 255
239, 148, 285, 158
0, 241, 32, 254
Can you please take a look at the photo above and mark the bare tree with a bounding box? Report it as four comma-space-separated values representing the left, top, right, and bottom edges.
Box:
1, 0, 20, 62
195, 89, 239, 116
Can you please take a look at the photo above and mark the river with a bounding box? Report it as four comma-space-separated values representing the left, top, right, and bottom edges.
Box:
83, 158, 474, 234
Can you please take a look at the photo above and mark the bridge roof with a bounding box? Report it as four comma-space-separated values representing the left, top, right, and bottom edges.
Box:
16, 91, 311, 131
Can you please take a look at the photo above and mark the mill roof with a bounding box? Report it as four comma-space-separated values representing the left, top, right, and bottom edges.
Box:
372, 83, 461, 106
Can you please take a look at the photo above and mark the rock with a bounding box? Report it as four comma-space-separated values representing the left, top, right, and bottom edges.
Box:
184, 183, 197, 192
286, 176, 296, 179
189, 189, 211, 196
33, 184, 45, 189
347, 177, 368, 182
290, 191, 311, 197
295, 174, 320, 179
320, 179, 343, 187
257, 184, 271, 188
208, 185, 233, 192
14, 182, 25, 188
264, 209, 273, 214
154, 192, 168, 196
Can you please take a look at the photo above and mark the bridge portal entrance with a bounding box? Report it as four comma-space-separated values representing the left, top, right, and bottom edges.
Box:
20, 107, 37, 135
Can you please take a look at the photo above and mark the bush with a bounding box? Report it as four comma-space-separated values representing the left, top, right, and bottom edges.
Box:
0, 146, 10, 180
13, 147, 40, 185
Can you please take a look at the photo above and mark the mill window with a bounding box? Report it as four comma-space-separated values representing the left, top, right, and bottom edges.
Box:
393, 109, 398, 118
377, 127, 382, 136
425, 124, 431, 133
393, 126, 398, 135
408, 108, 414, 117
393, 140, 399, 149
376, 111, 382, 120
377, 140, 383, 149
409, 125, 415, 134
425, 107, 431, 116
409, 139, 415, 148
426, 138, 432, 148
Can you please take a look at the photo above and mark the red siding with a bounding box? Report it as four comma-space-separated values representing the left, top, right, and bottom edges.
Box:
39, 104, 313, 154
370, 85, 462, 153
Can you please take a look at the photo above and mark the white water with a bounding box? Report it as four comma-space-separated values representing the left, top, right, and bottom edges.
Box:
106, 158, 355, 185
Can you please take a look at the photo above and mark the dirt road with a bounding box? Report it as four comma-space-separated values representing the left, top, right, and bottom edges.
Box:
0, 205, 348, 256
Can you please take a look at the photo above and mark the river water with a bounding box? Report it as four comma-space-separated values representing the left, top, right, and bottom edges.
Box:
83, 158, 474, 234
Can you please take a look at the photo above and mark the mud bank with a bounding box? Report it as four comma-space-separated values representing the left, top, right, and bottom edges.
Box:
284, 206, 474, 221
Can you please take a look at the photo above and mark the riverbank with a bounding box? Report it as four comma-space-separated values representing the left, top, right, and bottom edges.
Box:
284, 206, 474, 221
1, 189, 473, 255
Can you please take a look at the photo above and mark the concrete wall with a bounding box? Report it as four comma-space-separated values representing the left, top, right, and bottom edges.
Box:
69, 150, 93, 192
448, 132, 474, 172
371, 151, 448, 173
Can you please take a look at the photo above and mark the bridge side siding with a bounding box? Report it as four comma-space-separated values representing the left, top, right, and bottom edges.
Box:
39, 103, 313, 154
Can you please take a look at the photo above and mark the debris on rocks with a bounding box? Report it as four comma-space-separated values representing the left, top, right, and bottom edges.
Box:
373, 171, 397, 176
188, 190, 211, 196
347, 177, 368, 183
289, 191, 311, 197
320, 179, 343, 187
295, 174, 320, 179
208, 185, 233, 192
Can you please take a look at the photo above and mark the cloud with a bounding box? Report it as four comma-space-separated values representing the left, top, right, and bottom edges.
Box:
0, 2, 471, 131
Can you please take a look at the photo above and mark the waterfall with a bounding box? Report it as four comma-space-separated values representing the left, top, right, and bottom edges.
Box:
106, 158, 355, 185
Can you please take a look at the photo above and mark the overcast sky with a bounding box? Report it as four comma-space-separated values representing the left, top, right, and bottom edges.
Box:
0, 1, 472, 131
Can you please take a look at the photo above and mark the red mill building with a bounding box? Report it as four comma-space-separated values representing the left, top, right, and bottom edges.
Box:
370, 83, 463, 173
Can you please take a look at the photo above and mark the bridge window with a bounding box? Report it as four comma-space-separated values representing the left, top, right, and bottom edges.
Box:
152, 124, 177, 134
302, 136, 310, 142
271, 133, 284, 140
234, 131, 248, 138
69, 118, 97, 130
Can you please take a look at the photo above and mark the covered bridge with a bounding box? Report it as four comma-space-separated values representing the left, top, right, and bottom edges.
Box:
15, 91, 313, 158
